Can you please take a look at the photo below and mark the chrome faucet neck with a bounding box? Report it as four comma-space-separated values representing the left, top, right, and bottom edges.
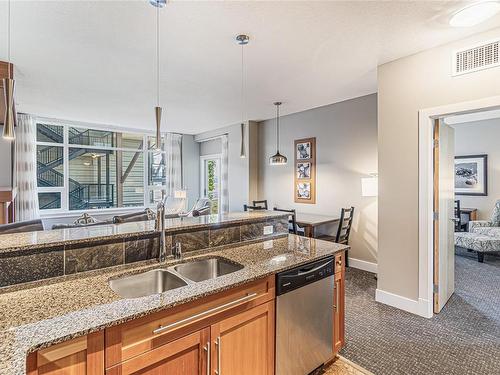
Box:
157, 195, 168, 263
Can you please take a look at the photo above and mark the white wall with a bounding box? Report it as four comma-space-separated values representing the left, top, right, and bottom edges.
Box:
454, 118, 500, 220
200, 138, 221, 156
258, 94, 378, 264
378, 27, 500, 303
195, 122, 253, 212
182, 134, 200, 209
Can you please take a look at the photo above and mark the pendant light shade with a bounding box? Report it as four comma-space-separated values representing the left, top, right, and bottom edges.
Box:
3, 0, 15, 141
155, 106, 162, 149
2, 78, 15, 140
240, 122, 245, 158
236, 34, 249, 158
269, 102, 287, 165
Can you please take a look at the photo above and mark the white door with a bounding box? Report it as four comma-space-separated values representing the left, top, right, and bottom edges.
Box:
200, 155, 221, 214
434, 120, 455, 313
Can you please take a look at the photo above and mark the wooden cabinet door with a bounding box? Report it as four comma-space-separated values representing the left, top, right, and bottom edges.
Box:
333, 271, 345, 353
26, 332, 104, 375
106, 328, 210, 375
210, 301, 275, 375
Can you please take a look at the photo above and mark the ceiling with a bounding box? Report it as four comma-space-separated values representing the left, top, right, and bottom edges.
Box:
1, 1, 500, 134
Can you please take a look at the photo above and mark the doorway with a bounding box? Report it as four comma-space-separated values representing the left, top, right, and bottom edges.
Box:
418, 96, 500, 318
200, 154, 221, 214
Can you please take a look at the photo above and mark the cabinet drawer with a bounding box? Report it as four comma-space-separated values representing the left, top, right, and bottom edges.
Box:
105, 275, 275, 368
335, 251, 345, 274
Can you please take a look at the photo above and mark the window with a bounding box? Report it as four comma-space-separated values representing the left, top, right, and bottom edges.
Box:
36, 122, 167, 213
200, 155, 221, 214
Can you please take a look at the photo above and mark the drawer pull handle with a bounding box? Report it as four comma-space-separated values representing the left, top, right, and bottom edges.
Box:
204, 342, 210, 375
153, 292, 259, 335
215, 336, 221, 375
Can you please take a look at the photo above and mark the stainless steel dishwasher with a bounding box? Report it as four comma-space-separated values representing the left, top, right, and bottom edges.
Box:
276, 256, 334, 375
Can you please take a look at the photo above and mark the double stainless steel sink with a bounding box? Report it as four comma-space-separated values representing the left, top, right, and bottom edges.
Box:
109, 257, 244, 298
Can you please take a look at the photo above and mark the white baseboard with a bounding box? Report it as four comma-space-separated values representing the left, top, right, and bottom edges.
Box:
375, 289, 433, 318
348, 257, 378, 273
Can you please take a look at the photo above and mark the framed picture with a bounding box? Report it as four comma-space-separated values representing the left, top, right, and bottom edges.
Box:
455, 154, 488, 196
296, 162, 311, 179
297, 182, 311, 199
294, 137, 316, 203
296, 141, 312, 160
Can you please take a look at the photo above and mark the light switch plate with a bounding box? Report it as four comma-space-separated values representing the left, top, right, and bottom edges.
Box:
263, 225, 274, 235
263, 240, 274, 249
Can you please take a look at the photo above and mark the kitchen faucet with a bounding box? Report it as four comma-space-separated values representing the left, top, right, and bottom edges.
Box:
156, 195, 168, 263
156, 195, 183, 262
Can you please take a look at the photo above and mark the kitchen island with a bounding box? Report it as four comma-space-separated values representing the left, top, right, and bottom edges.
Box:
0, 235, 347, 375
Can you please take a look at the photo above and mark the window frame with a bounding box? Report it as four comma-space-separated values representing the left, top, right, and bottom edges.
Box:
35, 120, 167, 216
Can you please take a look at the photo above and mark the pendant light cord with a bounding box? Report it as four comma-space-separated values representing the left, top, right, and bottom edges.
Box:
7, 0, 11, 78
276, 104, 280, 152
156, 5, 160, 107
240, 42, 244, 125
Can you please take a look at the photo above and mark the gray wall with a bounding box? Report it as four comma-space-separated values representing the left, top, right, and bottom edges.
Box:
195, 122, 253, 212
182, 134, 200, 209
378, 27, 500, 301
200, 138, 221, 156
454, 118, 500, 221
258, 94, 378, 264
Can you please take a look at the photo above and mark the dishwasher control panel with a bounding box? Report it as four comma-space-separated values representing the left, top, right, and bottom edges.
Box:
276, 256, 334, 295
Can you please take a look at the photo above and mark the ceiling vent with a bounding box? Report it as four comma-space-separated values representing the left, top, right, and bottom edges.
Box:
453, 39, 499, 76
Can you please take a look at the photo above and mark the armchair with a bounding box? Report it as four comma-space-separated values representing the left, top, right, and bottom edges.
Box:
469, 200, 500, 236
179, 198, 212, 217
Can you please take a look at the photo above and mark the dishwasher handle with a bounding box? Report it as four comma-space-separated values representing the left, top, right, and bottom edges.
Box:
276, 256, 334, 295
298, 259, 334, 276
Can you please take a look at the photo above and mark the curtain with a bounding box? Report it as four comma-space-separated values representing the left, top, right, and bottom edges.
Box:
165, 133, 182, 198
15, 114, 40, 221
220, 135, 229, 213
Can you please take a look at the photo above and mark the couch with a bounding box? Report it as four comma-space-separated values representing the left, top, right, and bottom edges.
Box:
455, 200, 500, 262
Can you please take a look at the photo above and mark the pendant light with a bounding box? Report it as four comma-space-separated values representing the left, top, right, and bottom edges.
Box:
3, 0, 15, 141
150, 0, 165, 149
236, 34, 249, 158
269, 102, 287, 165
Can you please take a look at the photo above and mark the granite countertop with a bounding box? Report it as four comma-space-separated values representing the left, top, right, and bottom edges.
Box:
0, 235, 348, 375
0, 211, 287, 255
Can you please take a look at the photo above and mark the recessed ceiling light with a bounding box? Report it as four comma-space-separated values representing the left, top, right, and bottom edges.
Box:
450, 1, 500, 27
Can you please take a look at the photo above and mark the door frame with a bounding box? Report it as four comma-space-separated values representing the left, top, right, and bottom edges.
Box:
418, 95, 500, 318
200, 153, 222, 214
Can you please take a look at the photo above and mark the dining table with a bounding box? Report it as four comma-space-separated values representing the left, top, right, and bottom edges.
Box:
295, 212, 340, 238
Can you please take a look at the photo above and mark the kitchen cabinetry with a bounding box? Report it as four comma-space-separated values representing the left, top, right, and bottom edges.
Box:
211, 301, 275, 375
27, 332, 104, 375
334, 252, 345, 354
106, 328, 209, 375
25, 250, 346, 375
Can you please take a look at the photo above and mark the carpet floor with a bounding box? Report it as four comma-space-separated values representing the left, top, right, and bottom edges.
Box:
339, 248, 500, 375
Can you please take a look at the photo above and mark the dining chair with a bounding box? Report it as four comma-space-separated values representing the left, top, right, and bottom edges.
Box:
317, 207, 355, 267
252, 200, 268, 210
336, 207, 354, 266
273, 207, 298, 235
243, 204, 266, 211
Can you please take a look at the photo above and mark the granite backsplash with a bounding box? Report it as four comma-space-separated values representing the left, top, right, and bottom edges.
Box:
0, 216, 288, 287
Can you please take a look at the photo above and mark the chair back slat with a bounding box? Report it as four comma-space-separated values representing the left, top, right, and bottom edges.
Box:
454, 199, 462, 232
252, 200, 268, 210
335, 207, 354, 245
243, 204, 266, 211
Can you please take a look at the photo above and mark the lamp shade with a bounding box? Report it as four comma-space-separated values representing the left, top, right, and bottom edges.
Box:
361, 176, 378, 197
269, 151, 287, 165
174, 190, 187, 199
